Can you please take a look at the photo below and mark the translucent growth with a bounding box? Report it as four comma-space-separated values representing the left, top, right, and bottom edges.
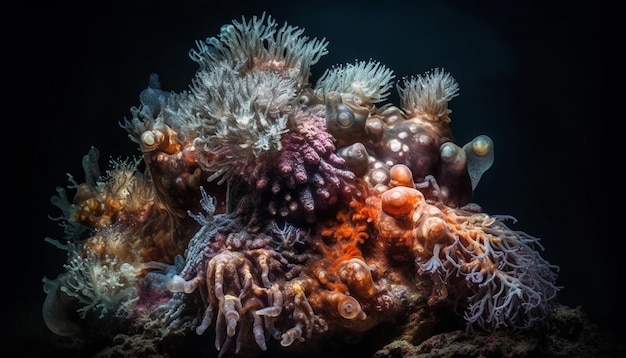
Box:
397, 68, 459, 122
120, 103, 161, 150
47, 184, 88, 245
463, 134, 494, 190
53, 252, 140, 319
82, 146, 102, 188
315, 60, 395, 105
139, 73, 172, 118
99, 155, 148, 203
280, 323, 304, 347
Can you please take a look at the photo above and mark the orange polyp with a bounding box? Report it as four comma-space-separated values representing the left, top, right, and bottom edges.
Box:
381, 187, 423, 217
389, 164, 415, 188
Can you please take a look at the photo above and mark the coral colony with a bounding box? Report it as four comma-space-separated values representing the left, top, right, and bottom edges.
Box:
42, 13, 560, 357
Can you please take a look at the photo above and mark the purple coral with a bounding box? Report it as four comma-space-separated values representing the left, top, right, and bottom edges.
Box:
237, 107, 357, 224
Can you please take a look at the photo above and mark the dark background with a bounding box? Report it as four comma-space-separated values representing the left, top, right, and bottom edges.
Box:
13, 0, 612, 355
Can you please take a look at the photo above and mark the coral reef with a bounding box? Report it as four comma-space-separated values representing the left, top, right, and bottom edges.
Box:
42, 13, 563, 357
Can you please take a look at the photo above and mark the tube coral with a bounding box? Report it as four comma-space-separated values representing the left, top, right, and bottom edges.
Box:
42, 12, 560, 357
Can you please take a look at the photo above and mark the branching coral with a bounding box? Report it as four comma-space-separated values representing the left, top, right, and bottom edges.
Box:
42, 12, 560, 358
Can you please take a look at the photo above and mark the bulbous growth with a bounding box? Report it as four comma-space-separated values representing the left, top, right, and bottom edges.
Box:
381, 186, 424, 217
322, 290, 366, 320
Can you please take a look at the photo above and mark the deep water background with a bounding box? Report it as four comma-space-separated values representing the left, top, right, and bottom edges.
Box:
13, 0, 612, 356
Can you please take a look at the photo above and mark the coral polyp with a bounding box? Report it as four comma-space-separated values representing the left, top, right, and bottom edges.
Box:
42, 13, 560, 357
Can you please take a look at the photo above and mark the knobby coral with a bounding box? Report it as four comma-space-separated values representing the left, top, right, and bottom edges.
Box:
42, 13, 560, 357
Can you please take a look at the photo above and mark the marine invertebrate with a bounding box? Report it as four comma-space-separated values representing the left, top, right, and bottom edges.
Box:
464, 134, 495, 190
42, 12, 560, 357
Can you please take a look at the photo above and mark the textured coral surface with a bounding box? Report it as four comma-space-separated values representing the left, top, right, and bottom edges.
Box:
17, 2, 618, 358
36, 13, 567, 357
